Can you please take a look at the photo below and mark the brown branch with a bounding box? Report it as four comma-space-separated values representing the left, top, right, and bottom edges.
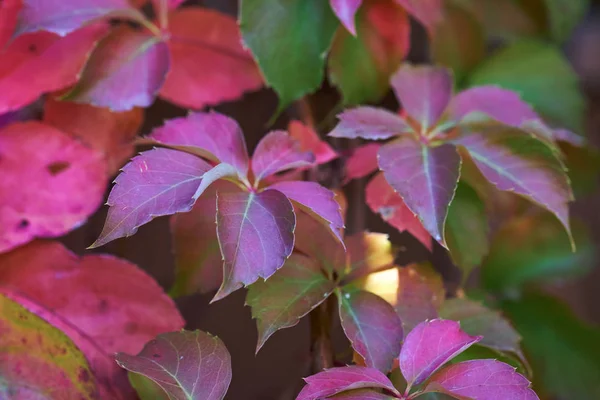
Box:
309, 295, 335, 373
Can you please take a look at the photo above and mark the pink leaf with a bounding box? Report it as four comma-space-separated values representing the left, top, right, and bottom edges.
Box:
330, 106, 412, 140
64, 26, 170, 111
297, 366, 400, 400
345, 143, 381, 182
328, 389, 396, 399
394, 0, 442, 33
330, 0, 364, 35
0, 122, 105, 253
399, 319, 481, 387
116, 330, 232, 400
0, 23, 108, 114
43, 98, 144, 175
14, 0, 140, 37
338, 290, 404, 372
0, 0, 20, 48
390, 64, 453, 131
159, 8, 263, 109
425, 360, 539, 400
378, 136, 460, 245
147, 112, 250, 179
214, 190, 295, 301
268, 181, 344, 245
289, 120, 338, 165
192, 163, 241, 201
366, 173, 431, 250
251, 130, 315, 182
90, 148, 212, 248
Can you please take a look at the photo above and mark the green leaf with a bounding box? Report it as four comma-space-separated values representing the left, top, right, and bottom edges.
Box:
445, 182, 489, 281
481, 213, 594, 293
246, 254, 335, 351
527, 0, 590, 42
128, 372, 169, 400
0, 293, 98, 399
561, 142, 600, 198
468, 39, 585, 133
239, 0, 338, 110
328, 0, 410, 104
501, 291, 600, 398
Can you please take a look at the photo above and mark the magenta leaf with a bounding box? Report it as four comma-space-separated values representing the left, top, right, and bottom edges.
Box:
378, 136, 461, 245
90, 148, 212, 248
148, 112, 250, 178
455, 123, 572, 238
0, 23, 108, 114
63, 26, 170, 111
345, 143, 381, 182
400, 319, 482, 387
394, 0, 442, 33
246, 254, 335, 351
116, 330, 232, 400
214, 190, 295, 301
297, 366, 400, 400
14, 0, 141, 37
192, 163, 241, 201
366, 173, 432, 250
329, 389, 396, 399
251, 130, 315, 182
289, 120, 338, 165
159, 8, 263, 109
424, 360, 539, 400
269, 181, 344, 244
330, 0, 363, 35
338, 289, 403, 373
330, 106, 413, 140
0, 122, 105, 253
390, 64, 453, 131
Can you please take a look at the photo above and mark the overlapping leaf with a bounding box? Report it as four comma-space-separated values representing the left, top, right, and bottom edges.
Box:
251, 131, 315, 182
330, 0, 363, 35
289, 120, 338, 165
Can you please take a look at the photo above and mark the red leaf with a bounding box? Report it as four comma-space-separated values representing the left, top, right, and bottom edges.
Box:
214, 190, 296, 301
297, 366, 399, 400
345, 143, 381, 182
64, 26, 170, 111
330, 0, 363, 35
44, 98, 143, 175
330, 106, 412, 140
90, 148, 212, 248
0, 23, 108, 114
0, 122, 105, 253
116, 330, 232, 400
365, 173, 431, 250
425, 360, 539, 400
394, 0, 442, 33
338, 289, 404, 372
159, 8, 263, 109
399, 319, 481, 387
289, 120, 338, 165
328, 389, 396, 399
0, 0, 20, 47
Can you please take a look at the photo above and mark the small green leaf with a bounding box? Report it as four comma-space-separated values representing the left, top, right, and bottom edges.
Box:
239, 0, 338, 110
128, 373, 169, 400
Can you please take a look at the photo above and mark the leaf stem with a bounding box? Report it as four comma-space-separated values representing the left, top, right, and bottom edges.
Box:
309, 295, 335, 373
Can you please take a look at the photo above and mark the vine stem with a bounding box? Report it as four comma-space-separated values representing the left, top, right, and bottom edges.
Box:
309, 295, 335, 373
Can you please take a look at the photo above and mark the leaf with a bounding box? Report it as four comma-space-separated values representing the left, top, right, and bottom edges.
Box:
214, 190, 296, 301
328, 389, 396, 399
338, 289, 403, 372
239, 0, 339, 109
14, 0, 142, 36
247, 254, 335, 351
0, 24, 108, 114
540, 0, 589, 43
378, 136, 461, 245
159, 8, 263, 109
481, 213, 593, 293
170, 181, 242, 297
43, 98, 143, 175
468, 39, 585, 132
330, 106, 412, 140
501, 291, 600, 399
297, 366, 399, 400
116, 330, 232, 400
328, 0, 410, 105
390, 64, 453, 131
365, 173, 431, 250
0, 0, 20, 47
345, 143, 381, 182
64, 26, 170, 111
289, 120, 338, 165
128, 373, 169, 400
0, 122, 105, 253
90, 148, 212, 248
439, 299, 526, 368
424, 359, 539, 399
147, 112, 250, 178
399, 319, 481, 387
330, 0, 363, 35
444, 182, 489, 279
394, 0, 442, 33
455, 123, 572, 240
268, 181, 344, 244
251, 130, 315, 182
0, 294, 99, 399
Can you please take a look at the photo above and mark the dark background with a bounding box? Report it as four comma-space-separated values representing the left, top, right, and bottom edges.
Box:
61, 1, 600, 398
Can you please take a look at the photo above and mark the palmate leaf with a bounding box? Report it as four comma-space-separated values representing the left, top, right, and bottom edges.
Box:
288, 120, 339, 165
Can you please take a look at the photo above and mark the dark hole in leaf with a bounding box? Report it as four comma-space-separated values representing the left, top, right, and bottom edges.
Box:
28, 44, 37, 53
47, 161, 70, 175
17, 219, 29, 230
152, 353, 161, 358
